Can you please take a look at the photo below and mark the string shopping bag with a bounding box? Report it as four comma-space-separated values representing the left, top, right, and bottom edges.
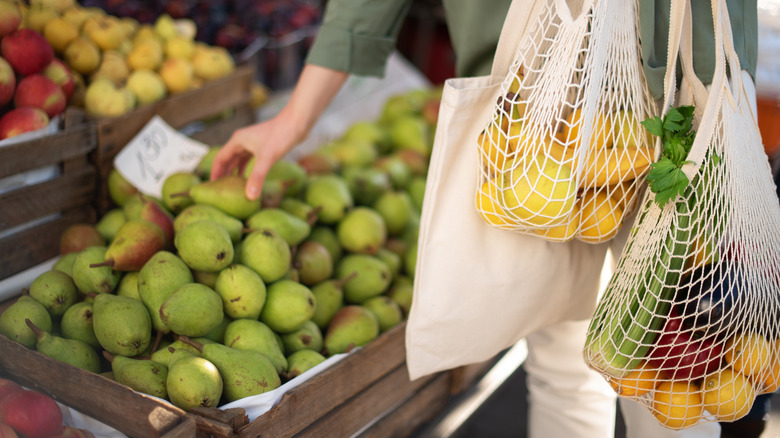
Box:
475, 0, 657, 243
583, 0, 780, 429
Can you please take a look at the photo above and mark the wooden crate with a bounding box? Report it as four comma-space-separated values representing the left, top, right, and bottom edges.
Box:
0, 112, 96, 280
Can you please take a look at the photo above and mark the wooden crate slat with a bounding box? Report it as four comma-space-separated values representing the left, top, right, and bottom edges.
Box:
93, 104, 159, 177
294, 365, 437, 438
0, 334, 188, 438
357, 373, 452, 438
189, 104, 256, 147
238, 324, 407, 438
0, 209, 95, 280
0, 124, 95, 179
0, 166, 96, 232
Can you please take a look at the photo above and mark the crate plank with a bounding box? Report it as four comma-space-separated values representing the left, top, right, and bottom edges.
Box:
92, 104, 158, 178
238, 323, 407, 438
293, 365, 437, 438
189, 104, 257, 147
357, 372, 452, 438
0, 334, 188, 438
0, 124, 95, 179
0, 209, 95, 279
162, 416, 198, 438
0, 166, 96, 232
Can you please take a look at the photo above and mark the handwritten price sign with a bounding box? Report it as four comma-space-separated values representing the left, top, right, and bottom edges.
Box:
114, 116, 210, 198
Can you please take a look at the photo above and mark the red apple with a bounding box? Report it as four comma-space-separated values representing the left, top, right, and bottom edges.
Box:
0, 107, 50, 140
1, 29, 53, 75
0, 390, 63, 438
0, 423, 19, 438
0, 56, 14, 106
14, 74, 66, 118
0, 380, 22, 405
43, 59, 75, 100
0, 2, 21, 38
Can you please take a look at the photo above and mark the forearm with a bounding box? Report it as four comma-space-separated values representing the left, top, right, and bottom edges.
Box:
280, 64, 349, 145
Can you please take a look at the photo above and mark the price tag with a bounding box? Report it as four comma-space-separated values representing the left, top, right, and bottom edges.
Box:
114, 115, 210, 198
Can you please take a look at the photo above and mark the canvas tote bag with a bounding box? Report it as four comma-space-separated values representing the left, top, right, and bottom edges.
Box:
583, 0, 780, 429
406, 0, 613, 380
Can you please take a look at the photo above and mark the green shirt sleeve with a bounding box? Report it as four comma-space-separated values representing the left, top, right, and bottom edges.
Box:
305, 0, 413, 77
639, 0, 758, 100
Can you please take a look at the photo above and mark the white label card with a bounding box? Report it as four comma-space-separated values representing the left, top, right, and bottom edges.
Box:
114, 115, 210, 198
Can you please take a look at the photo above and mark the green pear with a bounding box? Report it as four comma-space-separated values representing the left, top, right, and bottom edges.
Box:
404, 243, 418, 278
95, 208, 127, 242
107, 168, 139, 207
245, 208, 311, 246
388, 115, 431, 157
106, 352, 168, 399
166, 352, 223, 410
343, 120, 390, 154
263, 159, 308, 197
360, 296, 403, 333
138, 251, 193, 334
342, 166, 392, 206
239, 229, 291, 283
336, 254, 392, 303
202, 316, 231, 344
192, 269, 220, 288
380, 92, 425, 124
174, 220, 234, 272
71, 246, 120, 295
150, 338, 211, 366
387, 276, 414, 316
91, 219, 167, 272
60, 301, 100, 349
92, 293, 152, 357
304, 174, 353, 224
161, 172, 200, 213
396, 149, 429, 177
284, 349, 326, 380
195, 146, 221, 179
375, 247, 402, 277
116, 271, 141, 300
373, 155, 412, 190
180, 337, 280, 402
310, 276, 350, 329
214, 264, 266, 320
308, 226, 343, 265
187, 175, 260, 219
223, 319, 287, 374
297, 152, 340, 175
330, 138, 378, 168
159, 283, 223, 337
123, 193, 169, 220
280, 320, 323, 355
324, 305, 379, 355
289, 241, 330, 286
173, 204, 243, 244
0, 296, 53, 348
259, 280, 315, 334
60, 223, 106, 255
406, 176, 427, 212
26, 319, 101, 373
372, 191, 414, 236
279, 198, 318, 222
52, 253, 78, 277
28, 270, 79, 318
260, 178, 294, 209
336, 207, 387, 255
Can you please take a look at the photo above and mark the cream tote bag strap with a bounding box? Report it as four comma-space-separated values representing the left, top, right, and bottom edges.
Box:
406, 0, 610, 381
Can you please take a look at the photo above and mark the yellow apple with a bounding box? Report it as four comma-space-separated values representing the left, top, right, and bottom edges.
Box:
127, 69, 167, 106
159, 57, 193, 94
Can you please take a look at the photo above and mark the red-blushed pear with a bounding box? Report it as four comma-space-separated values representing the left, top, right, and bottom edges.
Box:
42, 58, 75, 100
0, 107, 49, 140
59, 223, 106, 254
0, 389, 63, 438
0, 56, 15, 106
0, 378, 22, 404
1, 29, 53, 75
14, 74, 66, 118
138, 196, 175, 250
0, 2, 21, 38
90, 219, 166, 271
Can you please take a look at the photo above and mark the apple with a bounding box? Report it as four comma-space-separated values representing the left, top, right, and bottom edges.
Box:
14, 74, 66, 118
42, 59, 75, 100
158, 57, 193, 94
0, 107, 50, 140
0, 56, 14, 106
0, 379, 22, 405
0, 390, 63, 438
1, 29, 53, 76
0, 2, 21, 38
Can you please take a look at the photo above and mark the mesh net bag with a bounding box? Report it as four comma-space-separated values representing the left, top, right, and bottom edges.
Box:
475, 0, 657, 243
583, 0, 780, 430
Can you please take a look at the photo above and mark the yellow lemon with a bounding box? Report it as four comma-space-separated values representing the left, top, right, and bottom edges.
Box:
610, 360, 661, 397
762, 342, 780, 393
582, 145, 653, 188
725, 332, 772, 378
556, 107, 613, 153
702, 368, 756, 421
476, 179, 510, 227
652, 381, 704, 430
478, 122, 512, 175
611, 109, 654, 149
500, 153, 576, 227
576, 189, 625, 243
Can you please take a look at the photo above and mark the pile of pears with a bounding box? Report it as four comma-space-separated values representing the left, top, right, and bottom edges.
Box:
0, 88, 441, 412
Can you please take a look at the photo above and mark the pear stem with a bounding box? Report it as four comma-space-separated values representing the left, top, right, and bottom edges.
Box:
336, 271, 359, 288
24, 319, 44, 339
102, 351, 115, 363
306, 206, 323, 226
177, 336, 204, 353
89, 259, 115, 268
150, 330, 165, 354
169, 191, 191, 199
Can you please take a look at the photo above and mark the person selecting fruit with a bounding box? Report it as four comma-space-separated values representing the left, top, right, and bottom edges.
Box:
211, 1, 760, 437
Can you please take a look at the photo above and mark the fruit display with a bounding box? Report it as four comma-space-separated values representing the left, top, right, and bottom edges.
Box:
0, 377, 96, 438
0, 87, 440, 415
475, 65, 655, 243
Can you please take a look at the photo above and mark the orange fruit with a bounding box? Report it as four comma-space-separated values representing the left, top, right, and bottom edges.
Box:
610, 360, 661, 397
725, 332, 772, 378
557, 108, 613, 153
760, 342, 780, 393
652, 381, 704, 430
478, 122, 513, 175
702, 368, 756, 421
